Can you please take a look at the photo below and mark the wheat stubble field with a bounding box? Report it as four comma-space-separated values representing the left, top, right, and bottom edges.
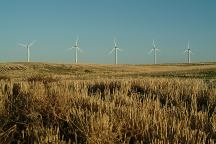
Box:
0, 62, 216, 143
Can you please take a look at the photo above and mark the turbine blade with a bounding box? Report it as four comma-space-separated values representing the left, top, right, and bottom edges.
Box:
29, 40, 36, 47
117, 48, 123, 51
109, 48, 115, 54
78, 47, 83, 53
187, 41, 190, 49
152, 40, 156, 48
114, 38, 117, 47
148, 49, 154, 54
76, 36, 79, 46
18, 43, 27, 48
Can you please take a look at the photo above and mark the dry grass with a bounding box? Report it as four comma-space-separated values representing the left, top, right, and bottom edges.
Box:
0, 62, 216, 143
1, 62, 216, 80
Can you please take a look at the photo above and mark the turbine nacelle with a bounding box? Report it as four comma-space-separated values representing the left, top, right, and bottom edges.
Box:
18, 40, 36, 62
149, 48, 159, 54
149, 40, 159, 64
184, 41, 192, 54
109, 38, 122, 53
184, 41, 192, 64
68, 36, 82, 64
149, 40, 159, 53
18, 40, 36, 48
71, 37, 82, 51
108, 38, 123, 64
109, 47, 122, 54
184, 49, 192, 54
72, 37, 79, 48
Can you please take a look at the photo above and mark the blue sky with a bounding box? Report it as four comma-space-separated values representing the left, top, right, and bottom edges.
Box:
0, 0, 215, 64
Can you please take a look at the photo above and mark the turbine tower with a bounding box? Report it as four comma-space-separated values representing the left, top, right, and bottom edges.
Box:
109, 38, 122, 64
18, 40, 36, 62
149, 40, 159, 64
184, 41, 192, 64
69, 37, 82, 64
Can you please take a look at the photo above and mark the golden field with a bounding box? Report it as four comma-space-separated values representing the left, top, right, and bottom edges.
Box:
0, 62, 216, 143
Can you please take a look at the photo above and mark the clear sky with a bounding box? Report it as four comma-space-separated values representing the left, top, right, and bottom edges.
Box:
0, 0, 215, 64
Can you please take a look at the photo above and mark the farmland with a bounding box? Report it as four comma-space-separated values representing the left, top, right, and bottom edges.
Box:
0, 62, 216, 143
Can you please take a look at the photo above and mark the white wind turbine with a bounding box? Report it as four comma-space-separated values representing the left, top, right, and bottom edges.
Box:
184, 41, 192, 64
18, 40, 36, 62
69, 37, 82, 64
149, 40, 159, 64
109, 38, 122, 64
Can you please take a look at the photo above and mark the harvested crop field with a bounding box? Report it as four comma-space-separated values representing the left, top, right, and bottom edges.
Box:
0, 62, 216, 143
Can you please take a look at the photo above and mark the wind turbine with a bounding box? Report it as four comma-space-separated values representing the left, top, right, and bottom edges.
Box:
184, 41, 192, 64
18, 40, 36, 62
149, 40, 159, 64
69, 37, 82, 64
109, 38, 122, 64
